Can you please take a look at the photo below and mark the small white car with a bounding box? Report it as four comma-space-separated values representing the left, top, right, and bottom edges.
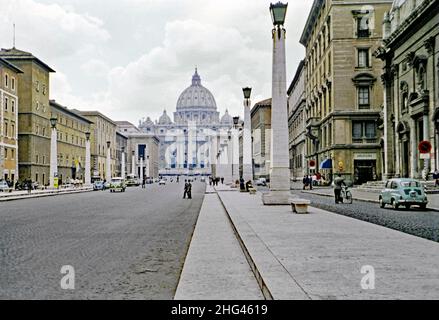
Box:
159, 180, 166, 185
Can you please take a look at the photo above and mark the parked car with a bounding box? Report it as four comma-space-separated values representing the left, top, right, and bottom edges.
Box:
256, 178, 267, 186
379, 178, 428, 210
93, 181, 105, 191
103, 181, 111, 189
0, 180, 13, 192
110, 177, 126, 193
158, 179, 166, 185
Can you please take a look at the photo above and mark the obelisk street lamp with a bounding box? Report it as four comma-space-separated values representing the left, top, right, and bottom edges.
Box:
231, 116, 240, 183
85, 132, 91, 186
121, 146, 126, 180
140, 155, 144, 182
106, 141, 111, 183
49, 117, 58, 189
131, 150, 136, 176
262, 2, 291, 205
242, 87, 253, 182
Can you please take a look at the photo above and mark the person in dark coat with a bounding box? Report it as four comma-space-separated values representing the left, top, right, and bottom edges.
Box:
183, 180, 189, 199
333, 174, 346, 204
433, 170, 439, 187
187, 181, 192, 199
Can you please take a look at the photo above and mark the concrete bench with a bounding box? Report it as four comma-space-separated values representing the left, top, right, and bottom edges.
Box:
248, 188, 257, 195
290, 199, 311, 214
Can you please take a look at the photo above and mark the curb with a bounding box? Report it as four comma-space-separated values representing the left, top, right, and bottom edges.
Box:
216, 192, 273, 300
0, 188, 93, 202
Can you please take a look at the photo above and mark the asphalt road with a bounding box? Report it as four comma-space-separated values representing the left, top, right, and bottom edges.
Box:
0, 181, 205, 299
298, 192, 439, 243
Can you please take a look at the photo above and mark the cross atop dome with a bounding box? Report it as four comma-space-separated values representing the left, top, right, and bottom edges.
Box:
192, 67, 201, 86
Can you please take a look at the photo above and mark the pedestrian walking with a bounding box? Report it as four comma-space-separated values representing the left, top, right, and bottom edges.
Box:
434, 170, 439, 187
309, 175, 313, 190
333, 174, 346, 204
302, 176, 307, 190
187, 180, 192, 199
221, 177, 224, 184
142, 176, 146, 189
240, 177, 245, 191
27, 179, 32, 194
183, 180, 189, 199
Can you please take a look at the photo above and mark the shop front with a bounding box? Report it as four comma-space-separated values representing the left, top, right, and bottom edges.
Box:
353, 153, 378, 185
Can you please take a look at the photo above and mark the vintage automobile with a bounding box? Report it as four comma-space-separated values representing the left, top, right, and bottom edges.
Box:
0, 180, 13, 192
126, 174, 140, 187
379, 178, 428, 210
93, 180, 105, 191
110, 177, 126, 193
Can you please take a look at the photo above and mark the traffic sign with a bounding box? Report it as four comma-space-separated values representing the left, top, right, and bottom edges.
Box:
309, 160, 316, 169
418, 141, 432, 154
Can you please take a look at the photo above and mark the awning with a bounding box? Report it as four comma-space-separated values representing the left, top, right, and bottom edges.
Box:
320, 159, 332, 169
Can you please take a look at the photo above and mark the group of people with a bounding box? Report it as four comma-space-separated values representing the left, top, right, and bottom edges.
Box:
209, 176, 224, 186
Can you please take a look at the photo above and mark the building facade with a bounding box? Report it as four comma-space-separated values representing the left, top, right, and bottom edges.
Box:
251, 98, 272, 180
288, 60, 307, 180
300, 0, 392, 185
115, 131, 128, 178
138, 69, 234, 176
78, 111, 117, 181
0, 47, 56, 185
49, 100, 92, 184
376, 0, 438, 179
0, 58, 22, 183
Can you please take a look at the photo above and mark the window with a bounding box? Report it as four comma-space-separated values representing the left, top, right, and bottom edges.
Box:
11, 100, 15, 113
11, 77, 15, 91
357, 17, 370, 38
35, 81, 40, 92
4, 97, 8, 111
11, 124, 15, 137
358, 49, 369, 68
358, 86, 370, 108
4, 74, 8, 87
352, 121, 376, 141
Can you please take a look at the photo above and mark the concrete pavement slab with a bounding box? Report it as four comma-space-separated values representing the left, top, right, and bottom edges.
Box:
174, 193, 263, 300
217, 190, 439, 300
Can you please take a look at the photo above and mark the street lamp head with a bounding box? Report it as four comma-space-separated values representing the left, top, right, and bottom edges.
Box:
85, 132, 91, 140
242, 87, 252, 100
233, 116, 240, 126
107, 141, 111, 148
50, 117, 58, 128
121, 146, 125, 152
132, 150, 135, 155
270, 2, 288, 26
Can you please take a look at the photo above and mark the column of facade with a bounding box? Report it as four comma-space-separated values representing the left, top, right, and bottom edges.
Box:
232, 128, 240, 183
0, 90, 4, 179
145, 144, 150, 178
49, 124, 58, 188
393, 73, 401, 177
210, 132, 218, 177
187, 121, 195, 171
410, 119, 418, 178
139, 156, 144, 180
243, 101, 252, 182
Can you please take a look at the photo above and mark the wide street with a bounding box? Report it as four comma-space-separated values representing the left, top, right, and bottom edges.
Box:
0, 181, 205, 299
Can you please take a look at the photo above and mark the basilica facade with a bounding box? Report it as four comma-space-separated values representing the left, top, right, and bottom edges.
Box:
138, 69, 236, 176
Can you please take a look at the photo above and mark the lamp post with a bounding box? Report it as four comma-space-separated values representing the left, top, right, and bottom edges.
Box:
231, 116, 240, 183
106, 141, 111, 183
131, 150, 136, 176
49, 117, 58, 189
121, 146, 126, 180
242, 87, 253, 182
262, 2, 291, 205
85, 132, 91, 186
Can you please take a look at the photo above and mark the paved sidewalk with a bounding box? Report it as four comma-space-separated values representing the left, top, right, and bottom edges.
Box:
0, 187, 93, 202
301, 187, 439, 211
174, 191, 263, 300
216, 187, 439, 300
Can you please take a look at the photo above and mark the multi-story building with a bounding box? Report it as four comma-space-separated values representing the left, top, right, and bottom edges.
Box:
300, 0, 392, 185
288, 60, 307, 180
115, 131, 128, 178
251, 98, 272, 180
49, 100, 92, 184
0, 58, 22, 183
77, 111, 117, 181
376, 0, 438, 179
0, 47, 56, 185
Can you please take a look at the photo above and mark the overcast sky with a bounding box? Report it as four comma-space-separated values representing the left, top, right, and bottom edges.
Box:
0, 0, 313, 125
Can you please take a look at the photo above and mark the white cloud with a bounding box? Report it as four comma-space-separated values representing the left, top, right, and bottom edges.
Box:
0, 0, 314, 125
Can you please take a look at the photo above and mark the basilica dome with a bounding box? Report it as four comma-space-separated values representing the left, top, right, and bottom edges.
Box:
158, 110, 172, 125
220, 109, 233, 125
176, 69, 217, 110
